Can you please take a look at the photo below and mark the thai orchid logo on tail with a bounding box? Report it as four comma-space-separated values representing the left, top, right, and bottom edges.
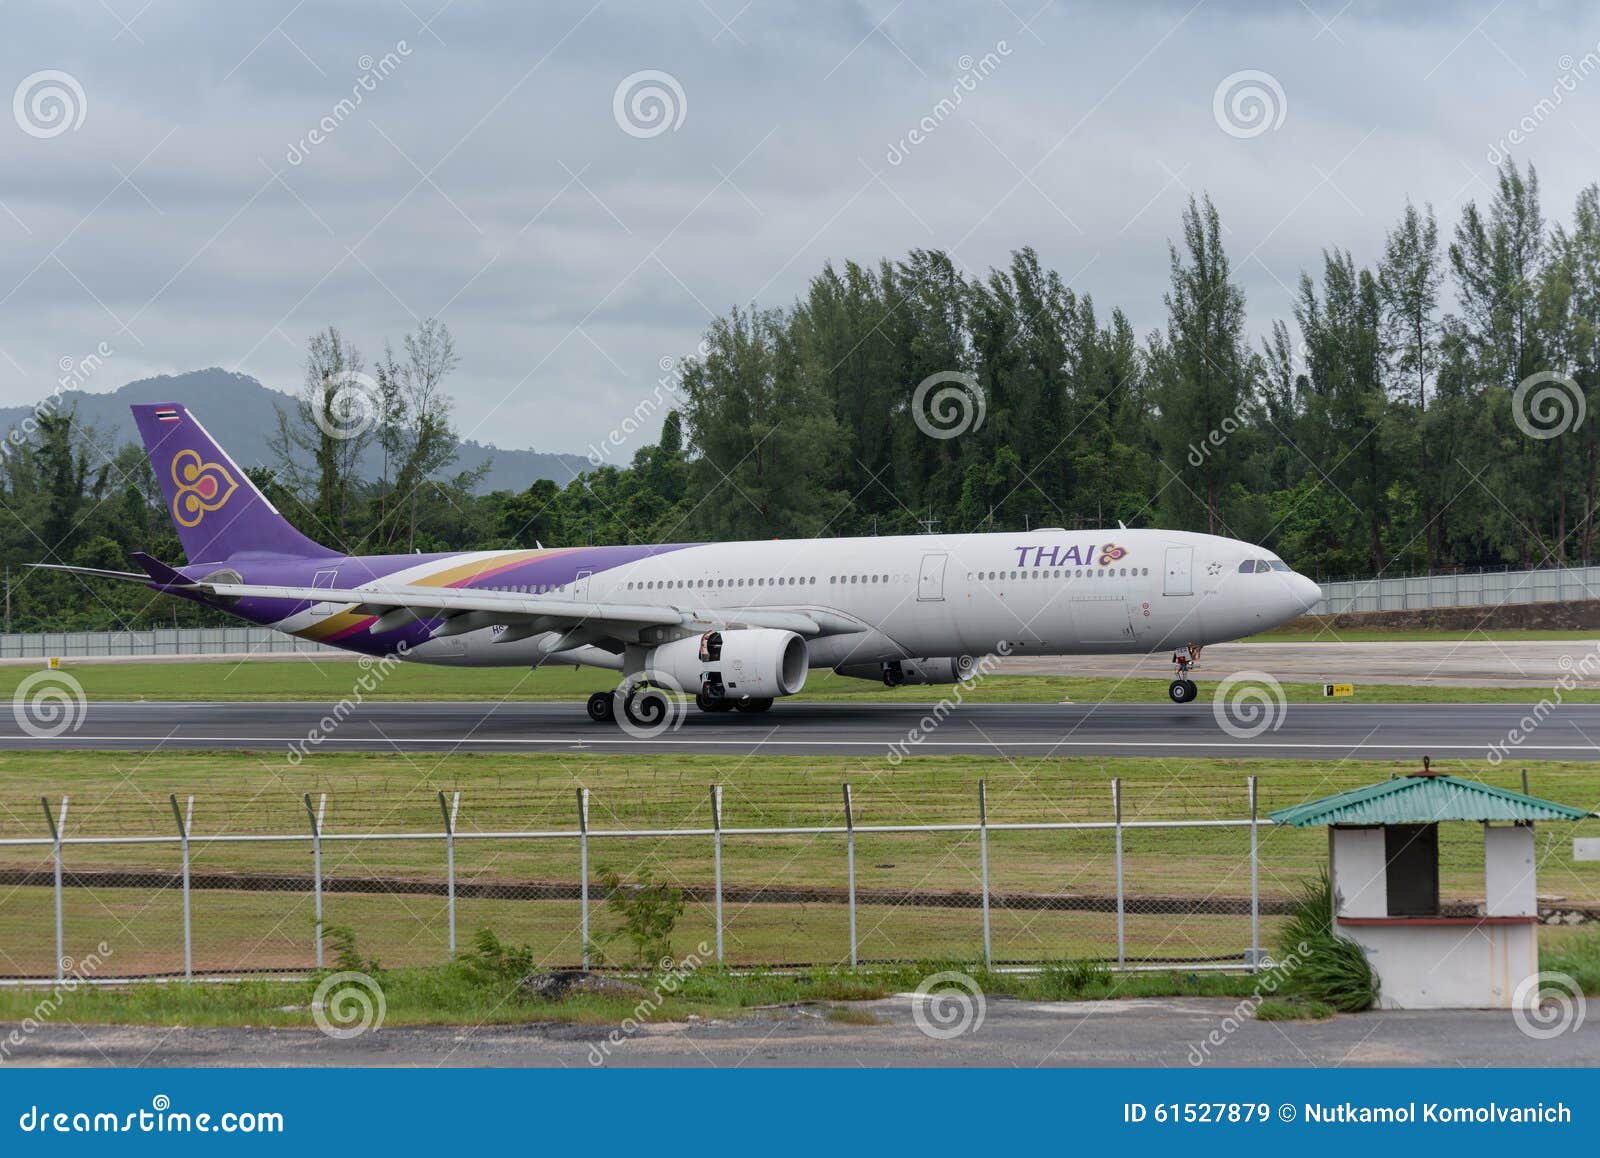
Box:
170, 449, 238, 527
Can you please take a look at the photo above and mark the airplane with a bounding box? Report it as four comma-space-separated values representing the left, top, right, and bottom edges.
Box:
35, 403, 1322, 727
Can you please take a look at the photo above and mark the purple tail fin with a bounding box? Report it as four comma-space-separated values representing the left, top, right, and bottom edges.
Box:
131, 403, 332, 563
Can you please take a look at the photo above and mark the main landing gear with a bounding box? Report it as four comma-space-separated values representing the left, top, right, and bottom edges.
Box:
586, 687, 670, 728
1168, 645, 1201, 704
584, 686, 772, 725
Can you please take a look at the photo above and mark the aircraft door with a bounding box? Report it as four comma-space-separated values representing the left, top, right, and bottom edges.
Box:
1163, 546, 1193, 596
917, 553, 948, 602
310, 568, 339, 618
572, 569, 592, 600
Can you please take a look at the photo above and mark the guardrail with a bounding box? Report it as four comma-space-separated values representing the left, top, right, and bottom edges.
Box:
1311, 564, 1600, 616
0, 627, 339, 660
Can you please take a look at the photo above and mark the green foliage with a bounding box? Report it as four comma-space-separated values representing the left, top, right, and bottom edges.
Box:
318, 922, 382, 976
1254, 997, 1335, 1021
16, 163, 1600, 635
1038, 959, 1112, 999
1274, 872, 1379, 1013
457, 927, 537, 985
1542, 926, 1600, 996
592, 867, 685, 971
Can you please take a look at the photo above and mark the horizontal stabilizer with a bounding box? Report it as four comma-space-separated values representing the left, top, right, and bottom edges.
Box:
26, 563, 152, 583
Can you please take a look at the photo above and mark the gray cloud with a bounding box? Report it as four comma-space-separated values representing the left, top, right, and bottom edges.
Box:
3, 0, 1599, 454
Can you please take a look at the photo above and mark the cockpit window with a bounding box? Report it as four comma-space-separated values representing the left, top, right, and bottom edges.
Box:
1238, 559, 1261, 573
1267, 559, 1291, 572
1239, 558, 1292, 573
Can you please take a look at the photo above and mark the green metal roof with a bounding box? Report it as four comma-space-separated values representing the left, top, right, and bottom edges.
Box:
1268, 775, 1597, 827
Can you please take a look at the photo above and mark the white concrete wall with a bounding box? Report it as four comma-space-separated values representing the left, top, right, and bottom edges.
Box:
1335, 922, 1537, 1009
1330, 827, 1387, 917
1485, 825, 1536, 917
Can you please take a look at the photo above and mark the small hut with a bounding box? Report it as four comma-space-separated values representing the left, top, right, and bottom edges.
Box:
1270, 765, 1596, 1010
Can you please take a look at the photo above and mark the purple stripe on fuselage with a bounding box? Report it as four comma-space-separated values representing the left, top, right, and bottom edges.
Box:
193, 542, 699, 653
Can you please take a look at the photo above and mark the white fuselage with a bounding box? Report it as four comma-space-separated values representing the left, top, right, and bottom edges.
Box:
380, 528, 1321, 672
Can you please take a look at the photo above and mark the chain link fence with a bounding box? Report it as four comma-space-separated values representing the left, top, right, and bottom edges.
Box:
4, 776, 1587, 980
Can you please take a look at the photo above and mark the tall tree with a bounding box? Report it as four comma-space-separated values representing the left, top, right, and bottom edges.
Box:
270, 326, 371, 546
1148, 195, 1257, 534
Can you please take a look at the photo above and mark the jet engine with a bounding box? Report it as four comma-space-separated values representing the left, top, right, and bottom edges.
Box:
834, 656, 980, 687
645, 628, 809, 700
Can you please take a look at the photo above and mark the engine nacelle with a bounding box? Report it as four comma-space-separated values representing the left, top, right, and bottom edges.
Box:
645, 628, 809, 700
834, 656, 979, 687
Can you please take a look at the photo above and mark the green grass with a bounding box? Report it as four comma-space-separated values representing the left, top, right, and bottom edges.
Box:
0, 958, 1317, 1030
1253, 997, 1335, 1020
0, 751, 1595, 978
1543, 925, 1600, 995
2, 935, 1596, 1030
5, 660, 1600, 703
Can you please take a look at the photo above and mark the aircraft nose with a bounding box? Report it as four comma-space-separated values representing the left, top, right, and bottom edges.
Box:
1292, 574, 1322, 613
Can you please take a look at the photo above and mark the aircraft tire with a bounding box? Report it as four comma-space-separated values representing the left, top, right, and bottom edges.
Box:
623, 687, 671, 728
586, 692, 616, 723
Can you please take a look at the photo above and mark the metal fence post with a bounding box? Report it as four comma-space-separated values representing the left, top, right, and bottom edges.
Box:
1248, 776, 1260, 970
304, 793, 325, 969
843, 783, 857, 968
439, 791, 459, 957
42, 796, 67, 981
1112, 778, 1124, 970
978, 780, 992, 970
169, 794, 193, 979
710, 784, 724, 966
577, 787, 590, 970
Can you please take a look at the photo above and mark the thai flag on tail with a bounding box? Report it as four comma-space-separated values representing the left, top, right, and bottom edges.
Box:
154, 407, 181, 423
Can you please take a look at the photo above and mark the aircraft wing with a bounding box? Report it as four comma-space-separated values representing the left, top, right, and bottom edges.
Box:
189, 579, 865, 642
30, 562, 866, 646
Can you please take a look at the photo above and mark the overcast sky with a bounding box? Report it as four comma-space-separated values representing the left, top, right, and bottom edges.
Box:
3, 0, 1600, 455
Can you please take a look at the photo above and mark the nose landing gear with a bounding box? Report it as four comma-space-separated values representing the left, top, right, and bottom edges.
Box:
1168, 646, 1201, 704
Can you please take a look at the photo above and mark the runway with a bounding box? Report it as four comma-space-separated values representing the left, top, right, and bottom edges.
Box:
6, 699, 1600, 759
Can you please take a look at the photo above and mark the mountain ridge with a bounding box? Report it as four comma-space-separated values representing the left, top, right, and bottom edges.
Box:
3, 369, 589, 494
